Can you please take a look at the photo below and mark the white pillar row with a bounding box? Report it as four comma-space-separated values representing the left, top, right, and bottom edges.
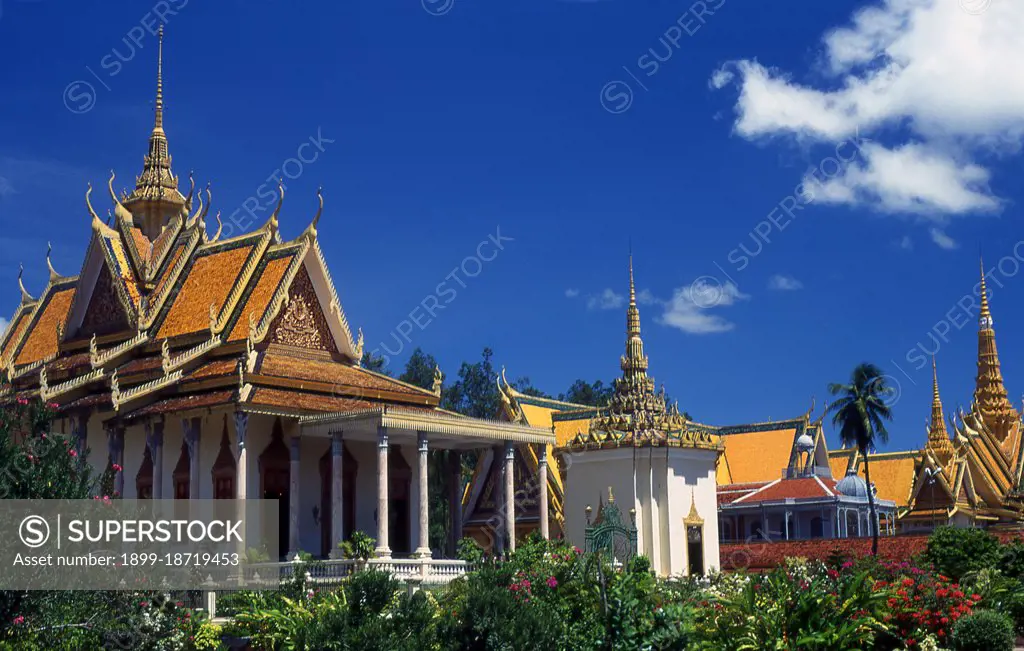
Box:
145, 420, 164, 499
538, 443, 549, 540
107, 425, 124, 497
330, 430, 344, 558
375, 426, 391, 558
504, 441, 516, 553
415, 432, 431, 558
183, 417, 201, 500
289, 436, 301, 556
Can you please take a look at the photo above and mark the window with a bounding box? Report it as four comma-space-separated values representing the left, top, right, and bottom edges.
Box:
687, 525, 704, 576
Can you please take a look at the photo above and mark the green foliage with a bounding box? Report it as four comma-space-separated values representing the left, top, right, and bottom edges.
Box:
998, 540, 1024, 580
456, 537, 485, 565
926, 527, 1001, 581
559, 379, 615, 407
950, 610, 1015, 651
693, 561, 888, 650
361, 351, 391, 375
340, 530, 377, 561
398, 347, 439, 390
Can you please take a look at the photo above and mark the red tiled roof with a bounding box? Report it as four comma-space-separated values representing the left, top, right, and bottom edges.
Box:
730, 477, 839, 505
718, 482, 771, 505
123, 390, 235, 420
257, 351, 437, 402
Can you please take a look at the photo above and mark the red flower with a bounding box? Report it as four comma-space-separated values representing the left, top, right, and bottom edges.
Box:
112, 463, 123, 473
547, 576, 558, 589
12, 616, 24, 625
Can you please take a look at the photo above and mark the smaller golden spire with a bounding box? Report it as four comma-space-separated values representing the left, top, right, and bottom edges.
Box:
928, 356, 953, 457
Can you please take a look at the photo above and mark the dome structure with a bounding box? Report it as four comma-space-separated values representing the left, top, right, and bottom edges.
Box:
836, 471, 870, 498
795, 433, 814, 452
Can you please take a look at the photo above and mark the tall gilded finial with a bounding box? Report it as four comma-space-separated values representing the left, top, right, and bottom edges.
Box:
17, 264, 34, 304
979, 256, 992, 328
621, 253, 648, 375
155, 24, 165, 131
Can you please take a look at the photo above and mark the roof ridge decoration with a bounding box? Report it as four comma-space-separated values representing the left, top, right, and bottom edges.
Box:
301, 187, 324, 241
244, 234, 308, 344
563, 254, 723, 453
40, 367, 105, 403
497, 366, 527, 423
17, 265, 35, 305
308, 232, 357, 357
45, 243, 65, 284
431, 364, 443, 397
90, 332, 149, 370
141, 227, 201, 328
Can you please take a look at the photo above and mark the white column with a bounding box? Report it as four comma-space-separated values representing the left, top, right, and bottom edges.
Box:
233, 413, 248, 500
375, 427, 391, 557
538, 444, 549, 540
145, 421, 164, 499
449, 450, 463, 556
504, 441, 516, 553
330, 431, 344, 558
183, 417, 201, 499
289, 436, 301, 556
415, 432, 431, 558
233, 412, 249, 567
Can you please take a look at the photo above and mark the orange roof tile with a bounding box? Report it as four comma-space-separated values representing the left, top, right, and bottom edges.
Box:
1, 311, 32, 362
128, 226, 153, 261
124, 390, 235, 420
553, 418, 591, 447
717, 427, 798, 484
227, 255, 294, 341
857, 452, 919, 507
257, 351, 436, 401
14, 287, 77, 367
187, 358, 238, 381
828, 449, 855, 479
156, 244, 254, 339
247, 386, 437, 414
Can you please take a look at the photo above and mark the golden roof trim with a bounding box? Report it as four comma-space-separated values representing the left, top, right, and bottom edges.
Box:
91, 332, 149, 370
141, 228, 200, 328
40, 367, 105, 403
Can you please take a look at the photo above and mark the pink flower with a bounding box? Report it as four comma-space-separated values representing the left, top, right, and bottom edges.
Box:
547, 577, 558, 589
112, 464, 122, 473
17, 398, 27, 406
12, 616, 24, 625
47, 402, 59, 410
69, 449, 78, 458
139, 601, 149, 608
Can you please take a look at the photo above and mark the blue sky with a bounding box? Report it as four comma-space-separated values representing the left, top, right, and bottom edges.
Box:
1, 0, 1022, 454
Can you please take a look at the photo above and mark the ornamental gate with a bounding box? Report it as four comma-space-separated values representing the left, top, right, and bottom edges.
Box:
583, 489, 638, 566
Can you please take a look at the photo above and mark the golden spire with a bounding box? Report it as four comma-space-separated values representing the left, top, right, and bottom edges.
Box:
927, 356, 953, 458
973, 257, 1017, 442
621, 253, 648, 378
122, 24, 185, 239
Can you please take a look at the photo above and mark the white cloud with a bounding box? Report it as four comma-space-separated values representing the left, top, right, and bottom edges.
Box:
929, 227, 958, 250
0, 176, 14, 199
897, 235, 913, 250
587, 288, 625, 310
565, 288, 580, 298
658, 280, 749, 334
767, 274, 803, 291
636, 288, 658, 305
712, 0, 1024, 217
0, 317, 8, 338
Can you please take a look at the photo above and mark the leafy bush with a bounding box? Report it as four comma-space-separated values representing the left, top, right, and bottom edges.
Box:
455, 537, 484, 565
926, 527, 1001, 581
950, 610, 1015, 651
340, 530, 376, 561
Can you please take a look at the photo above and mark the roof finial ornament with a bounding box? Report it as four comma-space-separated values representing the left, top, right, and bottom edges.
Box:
45, 242, 61, 283
432, 365, 444, 397
183, 170, 195, 213
209, 211, 223, 242
154, 23, 165, 131
263, 181, 284, 235
979, 256, 992, 328
17, 264, 34, 303
353, 327, 364, 361
307, 187, 324, 236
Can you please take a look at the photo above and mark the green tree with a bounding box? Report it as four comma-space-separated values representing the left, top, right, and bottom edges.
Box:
361, 350, 391, 376
559, 379, 615, 407
398, 347, 438, 390
826, 363, 894, 556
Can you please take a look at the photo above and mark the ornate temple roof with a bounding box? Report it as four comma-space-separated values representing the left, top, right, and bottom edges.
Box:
0, 28, 442, 424
561, 258, 723, 453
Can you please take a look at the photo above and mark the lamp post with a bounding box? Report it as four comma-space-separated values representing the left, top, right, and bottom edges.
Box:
924, 467, 938, 531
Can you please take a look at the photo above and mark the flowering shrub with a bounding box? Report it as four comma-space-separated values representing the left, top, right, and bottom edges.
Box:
875, 571, 981, 648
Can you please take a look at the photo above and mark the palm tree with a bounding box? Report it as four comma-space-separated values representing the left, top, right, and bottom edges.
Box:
827, 363, 894, 556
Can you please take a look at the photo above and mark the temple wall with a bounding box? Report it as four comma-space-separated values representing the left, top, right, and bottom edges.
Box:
563, 448, 637, 557
665, 448, 720, 576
